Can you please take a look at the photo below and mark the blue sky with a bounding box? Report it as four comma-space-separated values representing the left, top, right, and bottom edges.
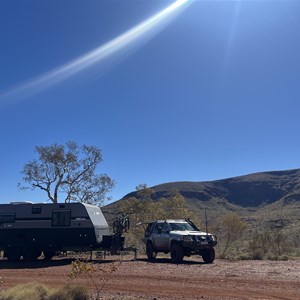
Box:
0, 0, 300, 204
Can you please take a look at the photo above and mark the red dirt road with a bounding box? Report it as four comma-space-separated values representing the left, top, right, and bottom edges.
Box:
1, 256, 300, 299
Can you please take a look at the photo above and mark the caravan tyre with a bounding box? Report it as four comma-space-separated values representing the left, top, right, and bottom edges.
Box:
23, 247, 41, 261
6, 247, 21, 262
43, 251, 55, 260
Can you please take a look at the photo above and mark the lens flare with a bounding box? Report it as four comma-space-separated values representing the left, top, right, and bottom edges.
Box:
0, 0, 190, 105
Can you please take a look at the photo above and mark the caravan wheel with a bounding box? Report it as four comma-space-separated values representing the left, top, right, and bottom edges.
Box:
23, 247, 41, 261
43, 250, 56, 260
6, 247, 21, 262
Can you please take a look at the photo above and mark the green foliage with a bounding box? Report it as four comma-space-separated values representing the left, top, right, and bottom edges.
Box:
248, 229, 293, 259
0, 283, 88, 300
19, 141, 114, 205
215, 213, 247, 257
69, 259, 94, 279
118, 186, 201, 251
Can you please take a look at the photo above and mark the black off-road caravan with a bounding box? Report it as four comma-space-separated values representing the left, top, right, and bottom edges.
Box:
0, 202, 125, 261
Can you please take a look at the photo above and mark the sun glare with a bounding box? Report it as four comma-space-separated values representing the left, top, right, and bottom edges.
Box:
0, 0, 191, 106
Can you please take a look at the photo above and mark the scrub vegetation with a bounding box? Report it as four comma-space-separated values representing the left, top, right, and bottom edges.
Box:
107, 170, 300, 260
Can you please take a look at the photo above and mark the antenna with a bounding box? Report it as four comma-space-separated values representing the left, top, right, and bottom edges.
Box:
205, 208, 208, 236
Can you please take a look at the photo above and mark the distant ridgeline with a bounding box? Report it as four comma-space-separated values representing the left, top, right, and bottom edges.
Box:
122, 169, 300, 208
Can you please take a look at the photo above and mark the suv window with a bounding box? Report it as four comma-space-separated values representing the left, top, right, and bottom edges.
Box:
153, 222, 163, 234
169, 222, 195, 231
144, 222, 153, 237
162, 222, 170, 233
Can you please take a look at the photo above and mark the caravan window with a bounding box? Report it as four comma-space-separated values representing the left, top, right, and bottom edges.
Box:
32, 206, 42, 214
0, 214, 15, 224
52, 210, 71, 226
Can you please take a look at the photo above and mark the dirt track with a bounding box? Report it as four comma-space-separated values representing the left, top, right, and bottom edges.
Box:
1, 256, 300, 299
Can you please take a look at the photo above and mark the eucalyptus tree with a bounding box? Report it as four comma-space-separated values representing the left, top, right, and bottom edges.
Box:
19, 141, 114, 206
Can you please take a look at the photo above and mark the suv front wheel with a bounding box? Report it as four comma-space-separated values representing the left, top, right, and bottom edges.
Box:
202, 248, 215, 264
170, 244, 184, 263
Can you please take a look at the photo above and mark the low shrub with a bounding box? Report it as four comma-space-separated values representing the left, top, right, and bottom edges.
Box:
250, 250, 264, 260
0, 283, 88, 300
0, 283, 50, 300
238, 254, 252, 260
267, 255, 289, 261
49, 285, 88, 300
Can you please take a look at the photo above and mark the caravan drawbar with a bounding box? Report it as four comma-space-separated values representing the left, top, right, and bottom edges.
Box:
0, 202, 123, 261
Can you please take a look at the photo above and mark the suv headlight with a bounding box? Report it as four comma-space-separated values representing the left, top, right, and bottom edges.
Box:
183, 236, 193, 242
210, 235, 217, 241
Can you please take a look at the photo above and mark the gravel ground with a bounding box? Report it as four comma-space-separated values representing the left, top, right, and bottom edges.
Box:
1, 255, 300, 299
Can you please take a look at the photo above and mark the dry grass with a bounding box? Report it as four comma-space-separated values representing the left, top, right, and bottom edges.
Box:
0, 283, 88, 300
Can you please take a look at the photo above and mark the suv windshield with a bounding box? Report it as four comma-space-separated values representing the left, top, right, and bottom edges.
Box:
169, 222, 196, 231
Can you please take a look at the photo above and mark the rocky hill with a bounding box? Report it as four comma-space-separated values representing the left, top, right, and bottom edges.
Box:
123, 168, 300, 208
113, 168, 300, 234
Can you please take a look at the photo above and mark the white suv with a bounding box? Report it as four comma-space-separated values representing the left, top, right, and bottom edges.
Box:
143, 219, 217, 263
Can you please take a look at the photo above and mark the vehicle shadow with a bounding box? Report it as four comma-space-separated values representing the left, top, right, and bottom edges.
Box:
0, 256, 208, 269
0, 257, 119, 269
137, 257, 207, 265
0, 258, 70, 269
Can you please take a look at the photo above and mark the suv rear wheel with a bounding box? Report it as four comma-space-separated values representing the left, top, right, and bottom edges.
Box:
170, 244, 184, 263
146, 242, 157, 260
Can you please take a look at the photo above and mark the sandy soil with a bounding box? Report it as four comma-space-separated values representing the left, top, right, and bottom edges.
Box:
0, 255, 300, 299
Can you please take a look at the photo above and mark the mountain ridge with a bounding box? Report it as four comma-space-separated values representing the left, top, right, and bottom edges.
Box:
123, 168, 300, 207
